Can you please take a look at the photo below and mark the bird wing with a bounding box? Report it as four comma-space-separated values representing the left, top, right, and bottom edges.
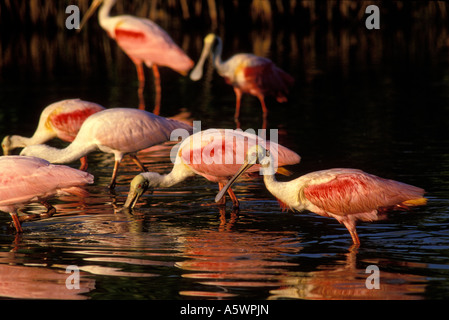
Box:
46, 100, 105, 142
230, 54, 294, 100
178, 129, 300, 182
302, 169, 425, 216
112, 16, 193, 72
0, 156, 93, 207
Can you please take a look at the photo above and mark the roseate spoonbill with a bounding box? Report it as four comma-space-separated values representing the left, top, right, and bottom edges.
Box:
0, 156, 93, 233
2, 99, 105, 171
20, 108, 193, 189
190, 33, 294, 122
216, 146, 427, 245
124, 128, 300, 209
79, 0, 194, 114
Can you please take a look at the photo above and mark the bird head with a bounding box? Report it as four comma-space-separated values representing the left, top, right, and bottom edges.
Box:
190, 33, 220, 81
122, 172, 169, 209
1, 135, 12, 155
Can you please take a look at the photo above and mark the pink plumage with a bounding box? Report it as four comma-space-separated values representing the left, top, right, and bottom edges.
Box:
0, 156, 93, 233
180, 129, 300, 184
80, 0, 193, 113
216, 147, 427, 246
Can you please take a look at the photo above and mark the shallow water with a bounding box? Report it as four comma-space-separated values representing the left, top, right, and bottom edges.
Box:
1, 4, 449, 300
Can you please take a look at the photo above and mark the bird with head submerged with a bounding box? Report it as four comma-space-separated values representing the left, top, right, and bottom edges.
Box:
123, 129, 301, 209
20, 108, 193, 189
79, 0, 194, 113
2, 99, 105, 170
216, 145, 427, 246
190, 33, 294, 123
0, 156, 93, 233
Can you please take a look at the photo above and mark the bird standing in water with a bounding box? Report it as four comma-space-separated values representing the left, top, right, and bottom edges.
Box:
216, 146, 427, 245
2, 99, 105, 170
124, 129, 300, 209
190, 33, 294, 127
79, 0, 194, 113
20, 108, 192, 189
0, 156, 93, 233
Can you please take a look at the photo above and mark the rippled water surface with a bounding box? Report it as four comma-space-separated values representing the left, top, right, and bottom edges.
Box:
1, 2, 449, 300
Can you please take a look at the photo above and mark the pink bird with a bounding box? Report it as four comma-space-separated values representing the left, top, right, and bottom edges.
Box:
216, 146, 428, 246
20, 108, 193, 189
79, 0, 194, 114
190, 33, 294, 124
0, 156, 93, 233
124, 129, 301, 209
2, 99, 105, 170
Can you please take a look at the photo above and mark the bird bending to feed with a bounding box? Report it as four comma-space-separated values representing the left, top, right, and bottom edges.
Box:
2, 99, 105, 171
79, 0, 194, 114
216, 146, 427, 245
0, 156, 93, 233
124, 128, 300, 209
190, 33, 294, 122
20, 108, 193, 189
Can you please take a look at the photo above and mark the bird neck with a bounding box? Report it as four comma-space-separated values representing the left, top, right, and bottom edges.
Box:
23, 141, 95, 164
98, 0, 116, 28
262, 165, 299, 209
211, 37, 225, 72
9, 129, 54, 149
142, 163, 194, 188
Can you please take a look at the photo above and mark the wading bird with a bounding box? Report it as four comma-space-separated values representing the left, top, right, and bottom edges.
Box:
2, 99, 105, 170
124, 129, 300, 209
0, 156, 93, 233
79, 0, 194, 114
190, 33, 294, 124
20, 108, 193, 189
216, 146, 427, 245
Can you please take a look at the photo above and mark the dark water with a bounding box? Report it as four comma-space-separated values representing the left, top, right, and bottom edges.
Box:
1, 3, 449, 301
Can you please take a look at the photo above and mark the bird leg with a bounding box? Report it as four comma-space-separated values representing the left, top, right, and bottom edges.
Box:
109, 160, 120, 190
10, 213, 23, 233
215, 182, 226, 206
129, 154, 147, 172
257, 94, 269, 119
79, 156, 88, 171
343, 220, 360, 246
233, 87, 242, 122
40, 201, 56, 218
226, 187, 240, 209
152, 64, 161, 115
136, 62, 146, 110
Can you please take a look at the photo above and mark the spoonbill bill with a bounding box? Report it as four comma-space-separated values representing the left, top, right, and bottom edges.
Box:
20, 108, 193, 189
2, 99, 105, 170
124, 129, 300, 209
216, 146, 427, 245
79, 0, 194, 114
190, 33, 294, 122
0, 156, 93, 233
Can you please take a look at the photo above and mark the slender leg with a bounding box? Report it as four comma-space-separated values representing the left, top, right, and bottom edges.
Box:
40, 201, 56, 218
136, 62, 146, 110
216, 182, 226, 206
343, 221, 360, 246
109, 160, 120, 189
152, 64, 161, 115
79, 156, 88, 171
227, 188, 240, 209
10, 212, 23, 233
257, 94, 268, 118
233, 87, 242, 121
129, 154, 147, 172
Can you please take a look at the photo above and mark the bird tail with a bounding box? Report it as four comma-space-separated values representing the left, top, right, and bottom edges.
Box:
402, 197, 428, 207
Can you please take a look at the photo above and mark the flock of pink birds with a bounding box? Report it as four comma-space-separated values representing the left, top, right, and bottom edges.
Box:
0, 0, 427, 246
